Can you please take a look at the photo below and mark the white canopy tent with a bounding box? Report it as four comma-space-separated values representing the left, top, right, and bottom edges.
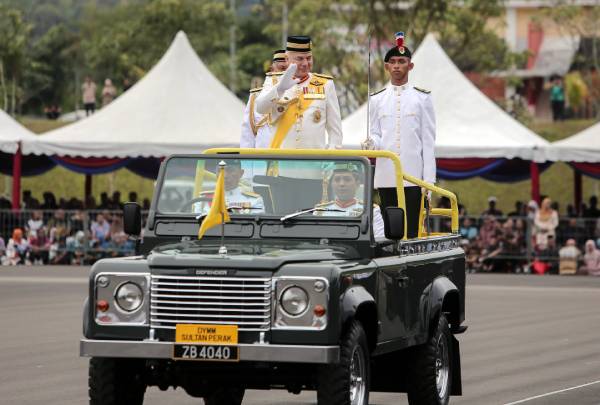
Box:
0, 108, 37, 154
343, 34, 549, 163
23, 31, 244, 158
546, 121, 600, 163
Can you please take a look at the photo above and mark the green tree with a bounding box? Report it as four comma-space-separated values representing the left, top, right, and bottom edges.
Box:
0, 4, 32, 114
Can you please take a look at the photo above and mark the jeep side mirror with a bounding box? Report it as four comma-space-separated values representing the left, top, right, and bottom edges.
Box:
383, 207, 405, 240
123, 202, 142, 236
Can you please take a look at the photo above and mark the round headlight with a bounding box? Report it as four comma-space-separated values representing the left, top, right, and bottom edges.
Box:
280, 286, 309, 316
115, 282, 143, 312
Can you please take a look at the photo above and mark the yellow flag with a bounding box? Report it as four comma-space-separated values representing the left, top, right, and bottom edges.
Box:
197, 167, 230, 239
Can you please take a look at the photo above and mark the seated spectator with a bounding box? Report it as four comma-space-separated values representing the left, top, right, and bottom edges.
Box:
501, 218, 524, 272
459, 217, 478, 241
558, 239, 581, 275
478, 235, 504, 272
581, 240, 600, 276
49, 235, 71, 265
584, 196, 600, 218
534, 197, 558, 250
532, 235, 559, 275
479, 215, 501, 247
482, 196, 503, 217
6, 228, 30, 265
26, 210, 45, 238
49, 209, 69, 242
66, 230, 87, 265
507, 201, 524, 218
29, 228, 51, 264
90, 213, 111, 249
559, 217, 586, 246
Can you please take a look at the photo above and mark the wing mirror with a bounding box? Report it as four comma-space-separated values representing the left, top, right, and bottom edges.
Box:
123, 202, 142, 236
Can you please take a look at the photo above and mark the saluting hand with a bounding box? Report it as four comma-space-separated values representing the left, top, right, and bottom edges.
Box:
276, 64, 300, 96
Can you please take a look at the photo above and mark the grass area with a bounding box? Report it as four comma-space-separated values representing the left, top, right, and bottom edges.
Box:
2, 117, 599, 213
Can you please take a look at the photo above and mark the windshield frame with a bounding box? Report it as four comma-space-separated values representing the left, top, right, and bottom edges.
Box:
152, 153, 374, 222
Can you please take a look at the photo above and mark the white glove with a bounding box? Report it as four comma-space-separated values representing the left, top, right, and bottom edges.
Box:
421, 187, 432, 202
276, 64, 300, 97
361, 138, 375, 150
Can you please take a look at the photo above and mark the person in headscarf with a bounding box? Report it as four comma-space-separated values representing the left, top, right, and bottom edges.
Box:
534, 197, 558, 250
6, 228, 31, 265
581, 240, 600, 276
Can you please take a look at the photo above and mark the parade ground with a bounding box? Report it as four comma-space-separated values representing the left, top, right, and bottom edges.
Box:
1, 268, 599, 405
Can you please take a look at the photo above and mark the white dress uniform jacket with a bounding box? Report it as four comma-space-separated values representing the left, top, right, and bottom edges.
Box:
240, 90, 273, 148
369, 85, 436, 188
314, 199, 385, 238
193, 187, 265, 215
255, 73, 343, 149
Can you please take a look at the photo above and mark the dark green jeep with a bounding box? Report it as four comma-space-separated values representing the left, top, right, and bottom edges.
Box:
81, 149, 466, 405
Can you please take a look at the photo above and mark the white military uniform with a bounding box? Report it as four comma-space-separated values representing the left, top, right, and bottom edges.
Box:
314, 199, 385, 238
255, 73, 343, 149
369, 84, 436, 188
240, 88, 273, 148
193, 187, 265, 215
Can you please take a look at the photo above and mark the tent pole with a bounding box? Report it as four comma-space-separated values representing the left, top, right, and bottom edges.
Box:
85, 174, 92, 207
11, 142, 22, 210
574, 170, 582, 215
530, 162, 540, 203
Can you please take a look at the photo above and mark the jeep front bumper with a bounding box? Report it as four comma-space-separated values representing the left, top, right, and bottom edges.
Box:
80, 339, 340, 364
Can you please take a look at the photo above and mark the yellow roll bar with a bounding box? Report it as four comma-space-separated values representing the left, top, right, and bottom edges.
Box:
202, 148, 458, 239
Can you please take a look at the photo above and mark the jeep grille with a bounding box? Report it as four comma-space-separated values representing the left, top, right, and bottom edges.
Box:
150, 275, 271, 331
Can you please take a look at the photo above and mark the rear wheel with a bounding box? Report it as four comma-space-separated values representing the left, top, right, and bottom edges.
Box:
203, 387, 245, 405
89, 357, 146, 405
407, 314, 453, 405
317, 320, 370, 405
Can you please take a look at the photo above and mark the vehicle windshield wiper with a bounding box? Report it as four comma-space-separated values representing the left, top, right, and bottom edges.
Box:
195, 206, 262, 221
279, 207, 344, 223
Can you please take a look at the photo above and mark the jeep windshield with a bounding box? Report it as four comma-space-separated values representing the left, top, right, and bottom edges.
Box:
156, 156, 368, 220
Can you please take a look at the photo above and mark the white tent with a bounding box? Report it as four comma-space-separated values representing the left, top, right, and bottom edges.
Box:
546, 121, 600, 162
0, 108, 37, 154
23, 31, 244, 158
343, 34, 549, 162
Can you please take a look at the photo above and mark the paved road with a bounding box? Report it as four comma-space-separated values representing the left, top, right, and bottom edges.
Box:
1, 267, 600, 405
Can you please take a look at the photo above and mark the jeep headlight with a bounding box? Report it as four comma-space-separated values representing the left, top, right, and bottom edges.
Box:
280, 286, 309, 316
273, 277, 329, 330
115, 282, 144, 312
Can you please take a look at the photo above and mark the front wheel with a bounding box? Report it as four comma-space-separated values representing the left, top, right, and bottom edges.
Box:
89, 357, 146, 405
317, 320, 370, 405
407, 314, 453, 405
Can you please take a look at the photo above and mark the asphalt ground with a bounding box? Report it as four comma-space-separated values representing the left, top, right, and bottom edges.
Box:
1, 267, 599, 405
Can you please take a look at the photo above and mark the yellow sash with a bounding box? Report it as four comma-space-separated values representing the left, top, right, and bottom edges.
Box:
269, 76, 327, 148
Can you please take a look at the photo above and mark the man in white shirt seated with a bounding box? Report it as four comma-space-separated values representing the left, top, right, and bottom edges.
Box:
194, 160, 265, 215
314, 163, 385, 238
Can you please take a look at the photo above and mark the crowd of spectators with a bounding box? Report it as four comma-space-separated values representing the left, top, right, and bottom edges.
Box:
1, 190, 600, 275
459, 195, 600, 275
0, 191, 144, 266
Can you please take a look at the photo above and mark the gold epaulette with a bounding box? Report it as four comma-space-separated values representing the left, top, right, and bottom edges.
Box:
249, 87, 262, 93
313, 73, 333, 80
370, 88, 385, 96
414, 86, 431, 94
266, 71, 284, 76
242, 190, 260, 198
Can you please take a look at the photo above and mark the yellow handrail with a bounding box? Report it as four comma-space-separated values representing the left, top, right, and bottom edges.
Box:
201, 148, 459, 238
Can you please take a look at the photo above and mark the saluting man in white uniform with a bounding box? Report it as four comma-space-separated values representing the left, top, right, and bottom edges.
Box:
363, 32, 436, 238
194, 161, 264, 215
314, 163, 385, 238
255, 36, 343, 150
240, 49, 288, 148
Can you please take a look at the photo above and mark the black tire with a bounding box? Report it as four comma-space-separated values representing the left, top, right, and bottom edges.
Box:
407, 314, 453, 405
317, 320, 370, 405
203, 387, 245, 405
89, 357, 146, 405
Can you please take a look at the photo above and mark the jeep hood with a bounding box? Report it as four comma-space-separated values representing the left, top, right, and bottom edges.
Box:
147, 241, 359, 270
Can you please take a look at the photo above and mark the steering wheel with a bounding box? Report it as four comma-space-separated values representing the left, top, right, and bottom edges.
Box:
178, 196, 213, 213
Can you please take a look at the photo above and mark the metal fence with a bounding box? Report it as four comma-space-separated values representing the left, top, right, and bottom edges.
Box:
1, 209, 599, 273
